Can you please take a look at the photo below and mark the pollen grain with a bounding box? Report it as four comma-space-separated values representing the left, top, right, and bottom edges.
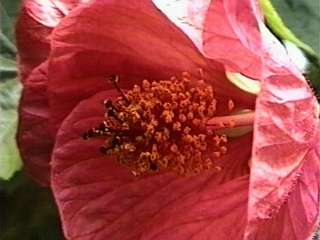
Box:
83, 72, 235, 176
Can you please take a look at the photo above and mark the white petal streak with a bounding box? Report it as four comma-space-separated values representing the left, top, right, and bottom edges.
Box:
153, 0, 210, 52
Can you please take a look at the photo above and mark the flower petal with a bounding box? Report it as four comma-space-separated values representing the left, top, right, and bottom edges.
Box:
247, 70, 319, 238
153, 0, 263, 79
17, 62, 52, 185
157, 1, 320, 237
48, 0, 254, 136
52, 90, 252, 240
203, 0, 264, 79
246, 134, 320, 239
16, 0, 86, 81
141, 177, 249, 240
16, 0, 88, 184
152, 0, 211, 52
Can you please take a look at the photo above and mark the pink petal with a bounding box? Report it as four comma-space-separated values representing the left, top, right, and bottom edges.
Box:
52, 90, 252, 240
168, 0, 320, 237
153, 0, 263, 79
16, 0, 88, 183
152, 0, 211, 52
203, 0, 264, 78
233, 0, 320, 236
246, 134, 320, 239
16, 0, 86, 81
17, 62, 51, 185
247, 63, 319, 238
48, 0, 255, 136
202, 0, 303, 79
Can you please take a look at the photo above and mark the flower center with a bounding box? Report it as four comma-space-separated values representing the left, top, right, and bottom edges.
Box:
83, 71, 254, 176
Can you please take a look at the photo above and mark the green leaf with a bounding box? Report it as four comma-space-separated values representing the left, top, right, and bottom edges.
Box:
0, 79, 22, 180
0, 0, 21, 41
0, 55, 17, 73
0, 30, 17, 54
0, 0, 20, 55
261, 0, 317, 57
0, 2, 20, 180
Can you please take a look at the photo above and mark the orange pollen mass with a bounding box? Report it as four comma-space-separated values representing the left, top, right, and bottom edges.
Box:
83, 71, 249, 177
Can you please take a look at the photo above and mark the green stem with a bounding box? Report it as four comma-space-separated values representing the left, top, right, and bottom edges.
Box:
260, 0, 316, 58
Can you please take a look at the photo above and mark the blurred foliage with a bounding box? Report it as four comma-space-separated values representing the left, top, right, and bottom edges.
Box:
0, 0, 19, 57
0, 0, 21, 181
0, 55, 17, 74
0, 0, 319, 239
262, 0, 316, 57
270, 0, 320, 56
269, 0, 320, 94
0, 79, 22, 180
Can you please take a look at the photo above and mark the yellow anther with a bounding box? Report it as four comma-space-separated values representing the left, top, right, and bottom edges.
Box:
84, 71, 233, 177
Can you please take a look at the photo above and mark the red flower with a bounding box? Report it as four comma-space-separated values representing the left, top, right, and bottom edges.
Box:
16, 0, 89, 81
16, 0, 87, 185
17, 0, 319, 239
